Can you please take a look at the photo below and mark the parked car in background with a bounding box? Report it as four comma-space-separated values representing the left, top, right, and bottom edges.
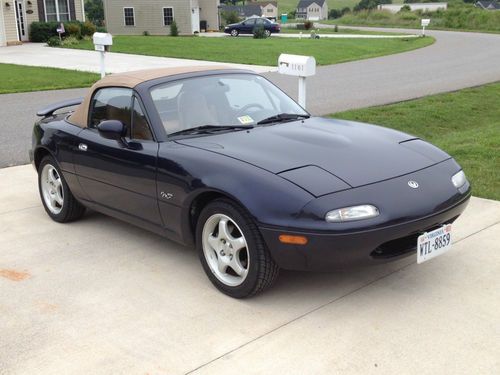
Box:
224, 17, 281, 37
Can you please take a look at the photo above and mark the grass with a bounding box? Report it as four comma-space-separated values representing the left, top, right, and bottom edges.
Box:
331, 83, 500, 200
62, 35, 433, 67
278, 0, 373, 15
0, 63, 99, 94
322, 3, 500, 34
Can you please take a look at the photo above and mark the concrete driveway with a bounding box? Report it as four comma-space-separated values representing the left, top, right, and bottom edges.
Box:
1, 165, 499, 374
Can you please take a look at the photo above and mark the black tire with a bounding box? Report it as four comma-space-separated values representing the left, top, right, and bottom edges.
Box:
38, 156, 85, 223
196, 199, 279, 298
264, 30, 271, 38
230, 29, 239, 37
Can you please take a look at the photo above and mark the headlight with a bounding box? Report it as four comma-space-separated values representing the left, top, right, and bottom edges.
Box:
452, 170, 467, 189
325, 205, 379, 223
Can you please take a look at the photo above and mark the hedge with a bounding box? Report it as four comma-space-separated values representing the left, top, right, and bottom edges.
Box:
29, 21, 97, 43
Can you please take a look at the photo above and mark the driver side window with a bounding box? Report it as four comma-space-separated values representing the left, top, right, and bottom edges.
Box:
89, 87, 133, 130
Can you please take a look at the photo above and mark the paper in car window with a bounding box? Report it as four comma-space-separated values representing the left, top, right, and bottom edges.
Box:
237, 115, 254, 125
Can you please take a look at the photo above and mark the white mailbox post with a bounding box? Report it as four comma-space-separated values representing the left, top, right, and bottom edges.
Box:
421, 19, 430, 36
92, 32, 113, 78
278, 54, 316, 109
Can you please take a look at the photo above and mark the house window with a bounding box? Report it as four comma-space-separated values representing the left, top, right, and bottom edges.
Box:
163, 7, 174, 26
44, 0, 70, 22
124, 7, 135, 26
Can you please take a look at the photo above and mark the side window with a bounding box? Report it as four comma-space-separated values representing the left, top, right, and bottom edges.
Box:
89, 87, 133, 129
131, 97, 154, 141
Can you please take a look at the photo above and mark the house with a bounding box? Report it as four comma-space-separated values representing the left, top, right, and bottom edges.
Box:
103, 0, 220, 36
255, 2, 278, 20
378, 3, 448, 13
296, 0, 328, 21
475, 0, 500, 10
220, 4, 263, 20
0, 0, 85, 47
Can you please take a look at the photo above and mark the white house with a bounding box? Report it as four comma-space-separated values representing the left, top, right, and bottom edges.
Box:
296, 0, 328, 21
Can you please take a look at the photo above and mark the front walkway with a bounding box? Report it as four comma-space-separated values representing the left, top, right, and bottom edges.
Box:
0, 43, 276, 74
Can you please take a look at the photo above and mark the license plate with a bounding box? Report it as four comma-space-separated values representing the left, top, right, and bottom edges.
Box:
417, 224, 453, 264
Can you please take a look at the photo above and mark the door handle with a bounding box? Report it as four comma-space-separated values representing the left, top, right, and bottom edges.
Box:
78, 143, 88, 152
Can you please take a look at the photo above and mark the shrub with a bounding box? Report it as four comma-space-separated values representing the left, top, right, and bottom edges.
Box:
329, 9, 343, 19
61, 36, 80, 46
46, 36, 61, 47
81, 21, 97, 37
221, 11, 240, 26
170, 20, 179, 36
65, 22, 82, 39
143, 30, 150, 36
253, 25, 267, 39
288, 10, 297, 19
334, 24, 339, 32
96, 26, 107, 33
399, 4, 411, 12
29, 21, 60, 42
304, 20, 313, 30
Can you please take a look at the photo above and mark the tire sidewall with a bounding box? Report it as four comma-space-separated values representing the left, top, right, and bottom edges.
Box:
230, 29, 238, 37
38, 156, 72, 223
196, 200, 261, 298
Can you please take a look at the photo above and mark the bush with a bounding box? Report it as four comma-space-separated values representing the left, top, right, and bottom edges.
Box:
65, 22, 82, 39
170, 20, 179, 36
29, 21, 60, 42
334, 24, 339, 32
253, 25, 267, 39
96, 26, 107, 33
304, 20, 313, 30
221, 11, 240, 26
329, 9, 343, 19
143, 30, 150, 36
81, 21, 97, 37
61, 36, 81, 46
399, 5, 411, 12
46, 36, 61, 47
288, 10, 297, 19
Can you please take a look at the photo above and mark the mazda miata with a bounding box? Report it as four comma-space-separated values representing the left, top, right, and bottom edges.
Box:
30, 67, 471, 298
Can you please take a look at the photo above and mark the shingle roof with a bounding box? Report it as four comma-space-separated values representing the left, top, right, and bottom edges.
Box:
220, 4, 263, 18
475, 0, 500, 9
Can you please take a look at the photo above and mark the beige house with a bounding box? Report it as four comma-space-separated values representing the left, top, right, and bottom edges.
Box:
256, 2, 278, 20
103, 0, 220, 36
296, 0, 328, 20
0, 0, 85, 47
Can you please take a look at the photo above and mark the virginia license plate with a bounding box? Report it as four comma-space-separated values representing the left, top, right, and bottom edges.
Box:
417, 224, 453, 264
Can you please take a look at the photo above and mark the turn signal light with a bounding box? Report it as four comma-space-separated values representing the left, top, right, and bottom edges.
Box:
279, 234, 308, 245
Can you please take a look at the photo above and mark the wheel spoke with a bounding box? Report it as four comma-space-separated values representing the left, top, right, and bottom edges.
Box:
230, 256, 247, 277
218, 218, 231, 240
229, 236, 246, 252
217, 257, 228, 274
54, 188, 64, 206
207, 234, 219, 251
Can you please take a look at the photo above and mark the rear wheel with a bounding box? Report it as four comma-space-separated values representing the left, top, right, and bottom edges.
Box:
196, 199, 279, 298
264, 29, 271, 38
38, 156, 85, 223
230, 29, 239, 37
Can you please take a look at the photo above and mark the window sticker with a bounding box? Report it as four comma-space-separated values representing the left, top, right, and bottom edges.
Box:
237, 115, 254, 125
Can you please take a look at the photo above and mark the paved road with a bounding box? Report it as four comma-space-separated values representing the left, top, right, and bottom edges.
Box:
1, 29, 500, 167
1, 165, 499, 374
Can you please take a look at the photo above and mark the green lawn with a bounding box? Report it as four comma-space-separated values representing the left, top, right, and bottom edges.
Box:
62, 35, 433, 67
331, 83, 500, 200
0, 63, 99, 94
280, 27, 410, 35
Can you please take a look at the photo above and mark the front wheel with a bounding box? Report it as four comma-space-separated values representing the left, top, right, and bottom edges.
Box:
38, 156, 85, 223
264, 30, 271, 38
230, 29, 239, 37
196, 199, 279, 298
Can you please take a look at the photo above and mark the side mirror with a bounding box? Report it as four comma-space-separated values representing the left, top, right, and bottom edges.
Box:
97, 120, 126, 141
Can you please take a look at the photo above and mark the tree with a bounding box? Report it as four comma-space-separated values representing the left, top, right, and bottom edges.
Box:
85, 0, 104, 26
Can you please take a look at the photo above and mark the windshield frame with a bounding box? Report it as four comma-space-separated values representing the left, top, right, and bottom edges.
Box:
138, 70, 310, 141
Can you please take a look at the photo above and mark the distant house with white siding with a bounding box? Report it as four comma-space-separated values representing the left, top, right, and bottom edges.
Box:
296, 0, 328, 21
475, 1, 500, 10
378, 3, 448, 13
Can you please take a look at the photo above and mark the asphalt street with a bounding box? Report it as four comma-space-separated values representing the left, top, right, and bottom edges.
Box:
1, 29, 500, 168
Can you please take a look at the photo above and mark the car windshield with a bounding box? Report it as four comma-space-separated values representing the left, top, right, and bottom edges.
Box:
150, 74, 308, 135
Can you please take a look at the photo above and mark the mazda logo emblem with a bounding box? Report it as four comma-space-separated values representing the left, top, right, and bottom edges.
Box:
408, 181, 419, 189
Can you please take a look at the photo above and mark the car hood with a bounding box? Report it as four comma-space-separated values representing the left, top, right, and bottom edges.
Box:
177, 118, 451, 195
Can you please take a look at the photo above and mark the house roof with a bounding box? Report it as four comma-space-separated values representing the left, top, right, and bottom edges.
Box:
297, 0, 326, 8
255, 1, 278, 7
475, 0, 500, 9
220, 4, 263, 18
68, 66, 231, 128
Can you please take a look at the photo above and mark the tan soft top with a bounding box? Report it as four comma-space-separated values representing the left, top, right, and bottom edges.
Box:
69, 65, 235, 128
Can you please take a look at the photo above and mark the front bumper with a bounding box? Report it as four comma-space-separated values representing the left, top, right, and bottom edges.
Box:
260, 194, 470, 271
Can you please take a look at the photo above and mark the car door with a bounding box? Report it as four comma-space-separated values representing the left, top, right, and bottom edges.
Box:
241, 18, 256, 34
73, 87, 162, 226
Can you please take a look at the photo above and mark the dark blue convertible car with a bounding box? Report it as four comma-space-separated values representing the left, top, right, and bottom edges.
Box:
31, 67, 470, 298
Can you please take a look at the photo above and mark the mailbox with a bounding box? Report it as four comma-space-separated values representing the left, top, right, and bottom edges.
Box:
278, 54, 316, 78
421, 19, 430, 27
93, 32, 113, 52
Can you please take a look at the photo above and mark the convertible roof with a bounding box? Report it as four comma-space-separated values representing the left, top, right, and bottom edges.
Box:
68, 65, 234, 128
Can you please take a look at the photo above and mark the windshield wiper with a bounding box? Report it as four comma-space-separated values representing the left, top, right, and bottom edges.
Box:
170, 125, 253, 136
257, 113, 310, 125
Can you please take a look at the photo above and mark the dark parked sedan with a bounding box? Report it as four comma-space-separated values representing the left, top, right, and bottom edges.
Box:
30, 67, 470, 298
224, 17, 281, 37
